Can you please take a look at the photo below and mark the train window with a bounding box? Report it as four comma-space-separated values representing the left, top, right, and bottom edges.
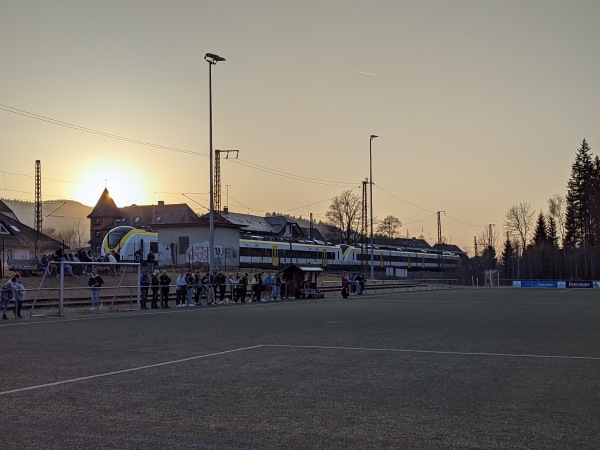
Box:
178, 236, 189, 254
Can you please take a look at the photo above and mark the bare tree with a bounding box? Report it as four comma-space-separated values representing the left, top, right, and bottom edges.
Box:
504, 202, 535, 252
376, 215, 402, 239
547, 194, 566, 247
325, 190, 361, 244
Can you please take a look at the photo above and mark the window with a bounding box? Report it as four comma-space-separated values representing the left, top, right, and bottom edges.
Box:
94, 218, 102, 226
94, 231, 102, 239
0, 224, 9, 235
179, 236, 189, 254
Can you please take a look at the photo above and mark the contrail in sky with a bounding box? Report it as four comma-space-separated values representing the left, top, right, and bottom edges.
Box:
358, 71, 379, 76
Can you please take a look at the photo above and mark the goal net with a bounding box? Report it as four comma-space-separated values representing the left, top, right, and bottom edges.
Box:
28, 261, 141, 317
485, 269, 500, 288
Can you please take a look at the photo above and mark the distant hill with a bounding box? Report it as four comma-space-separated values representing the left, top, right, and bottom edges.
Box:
1, 198, 92, 234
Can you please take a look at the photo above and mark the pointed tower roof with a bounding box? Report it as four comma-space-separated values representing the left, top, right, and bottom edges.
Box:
87, 188, 122, 219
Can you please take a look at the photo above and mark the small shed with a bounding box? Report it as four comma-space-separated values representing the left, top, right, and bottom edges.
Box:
278, 264, 323, 298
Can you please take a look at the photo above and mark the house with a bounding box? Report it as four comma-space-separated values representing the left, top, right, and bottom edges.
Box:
0, 200, 63, 272
87, 188, 198, 255
156, 213, 242, 270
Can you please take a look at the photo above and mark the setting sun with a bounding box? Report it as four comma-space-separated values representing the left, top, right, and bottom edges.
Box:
71, 164, 152, 207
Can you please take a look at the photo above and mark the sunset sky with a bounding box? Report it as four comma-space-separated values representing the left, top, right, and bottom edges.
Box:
1, 1, 599, 254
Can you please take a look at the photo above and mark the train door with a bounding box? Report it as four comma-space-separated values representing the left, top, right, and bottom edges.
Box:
272, 246, 279, 267
322, 249, 328, 267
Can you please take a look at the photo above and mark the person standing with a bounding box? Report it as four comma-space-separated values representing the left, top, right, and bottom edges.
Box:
228, 273, 239, 303
88, 271, 105, 311
215, 271, 227, 304
150, 270, 160, 309
146, 251, 156, 274
13, 274, 25, 318
159, 270, 171, 308
1, 277, 16, 320
175, 272, 187, 307
193, 270, 202, 305
239, 273, 248, 303
139, 271, 150, 310
186, 271, 196, 306
273, 273, 282, 300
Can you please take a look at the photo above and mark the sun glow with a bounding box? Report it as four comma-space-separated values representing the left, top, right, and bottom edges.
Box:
71, 164, 152, 207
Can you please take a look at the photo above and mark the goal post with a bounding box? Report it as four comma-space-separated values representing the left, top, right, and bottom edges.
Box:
30, 261, 141, 317
485, 269, 500, 288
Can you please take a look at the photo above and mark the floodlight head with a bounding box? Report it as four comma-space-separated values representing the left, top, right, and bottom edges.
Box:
370, 134, 379, 140
204, 53, 226, 64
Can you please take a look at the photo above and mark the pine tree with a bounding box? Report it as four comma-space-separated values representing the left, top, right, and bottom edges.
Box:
565, 139, 595, 248
500, 233, 515, 278
532, 212, 548, 245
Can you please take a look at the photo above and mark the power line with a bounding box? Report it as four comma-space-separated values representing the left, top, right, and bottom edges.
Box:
1, 102, 359, 188
0, 103, 206, 157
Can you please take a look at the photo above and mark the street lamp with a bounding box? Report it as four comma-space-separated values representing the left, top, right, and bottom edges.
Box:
369, 134, 378, 280
205, 52, 226, 275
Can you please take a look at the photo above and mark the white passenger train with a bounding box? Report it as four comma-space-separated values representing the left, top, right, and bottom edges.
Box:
102, 226, 460, 272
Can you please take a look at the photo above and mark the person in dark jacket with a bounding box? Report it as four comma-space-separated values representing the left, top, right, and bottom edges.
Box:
150, 270, 160, 309
159, 270, 171, 308
139, 271, 150, 310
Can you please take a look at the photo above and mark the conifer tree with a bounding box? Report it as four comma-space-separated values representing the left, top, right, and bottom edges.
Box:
565, 139, 595, 247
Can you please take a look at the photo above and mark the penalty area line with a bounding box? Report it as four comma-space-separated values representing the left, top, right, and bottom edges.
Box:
264, 344, 600, 362
0, 345, 264, 396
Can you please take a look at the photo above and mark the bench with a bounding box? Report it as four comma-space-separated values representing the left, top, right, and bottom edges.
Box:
8, 259, 44, 276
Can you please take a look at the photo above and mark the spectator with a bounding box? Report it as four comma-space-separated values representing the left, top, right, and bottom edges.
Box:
13, 274, 25, 318
146, 251, 156, 274
88, 270, 104, 311
239, 273, 249, 303
228, 273, 239, 303
193, 270, 202, 305
264, 273, 274, 301
201, 271, 214, 305
185, 271, 196, 306
175, 272, 187, 307
1, 277, 16, 320
214, 271, 227, 304
107, 252, 117, 276
150, 270, 160, 309
159, 270, 171, 308
139, 271, 150, 310
274, 273, 282, 300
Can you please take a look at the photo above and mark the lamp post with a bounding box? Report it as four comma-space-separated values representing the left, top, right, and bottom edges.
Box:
369, 134, 378, 280
204, 52, 226, 275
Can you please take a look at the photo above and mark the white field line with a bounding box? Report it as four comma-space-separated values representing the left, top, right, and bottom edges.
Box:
264, 344, 600, 362
0, 345, 264, 396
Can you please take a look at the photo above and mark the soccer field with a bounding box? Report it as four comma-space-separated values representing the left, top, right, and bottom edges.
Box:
1, 288, 599, 449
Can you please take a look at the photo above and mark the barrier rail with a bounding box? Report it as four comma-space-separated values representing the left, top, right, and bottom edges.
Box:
5, 279, 460, 318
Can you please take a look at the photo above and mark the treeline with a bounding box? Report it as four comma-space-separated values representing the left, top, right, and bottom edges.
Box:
493, 139, 600, 280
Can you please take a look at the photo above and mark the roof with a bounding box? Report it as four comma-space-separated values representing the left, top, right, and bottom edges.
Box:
87, 188, 122, 219
279, 264, 323, 273
220, 212, 278, 234
0, 200, 19, 221
0, 205, 63, 249
121, 203, 199, 227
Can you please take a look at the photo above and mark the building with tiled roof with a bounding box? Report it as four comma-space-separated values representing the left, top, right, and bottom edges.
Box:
0, 200, 63, 270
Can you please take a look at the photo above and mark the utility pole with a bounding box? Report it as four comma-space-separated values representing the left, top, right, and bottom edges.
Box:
34, 160, 42, 260
225, 184, 231, 212
488, 224, 496, 271
437, 211, 445, 270
214, 149, 239, 214
361, 178, 368, 272
474, 236, 478, 257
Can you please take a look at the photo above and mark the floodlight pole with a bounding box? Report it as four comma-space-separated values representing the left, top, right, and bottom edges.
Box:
205, 52, 226, 275
369, 134, 378, 280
